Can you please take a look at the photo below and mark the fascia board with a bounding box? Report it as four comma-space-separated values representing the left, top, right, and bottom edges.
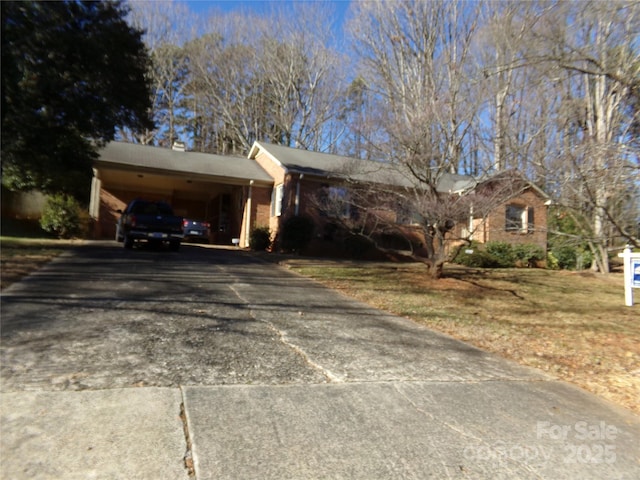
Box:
248, 141, 288, 174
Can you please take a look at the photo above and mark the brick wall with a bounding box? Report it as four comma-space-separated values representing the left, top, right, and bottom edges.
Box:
96, 188, 128, 239
252, 186, 272, 229
484, 188, 548, 250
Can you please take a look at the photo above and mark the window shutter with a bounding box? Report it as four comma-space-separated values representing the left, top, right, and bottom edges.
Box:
271, 185, 284, 217
527, 207, 535, 232
270, 188, 275, 217
275, 184, 283, 217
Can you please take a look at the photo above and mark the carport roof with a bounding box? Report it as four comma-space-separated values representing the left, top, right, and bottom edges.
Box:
96, 142, 274, 185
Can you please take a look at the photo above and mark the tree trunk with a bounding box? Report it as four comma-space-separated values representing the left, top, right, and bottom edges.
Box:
428, 259, 445, 279
421, 230, 447, 279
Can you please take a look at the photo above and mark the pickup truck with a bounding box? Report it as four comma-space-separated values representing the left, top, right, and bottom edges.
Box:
116, 199, 184, 251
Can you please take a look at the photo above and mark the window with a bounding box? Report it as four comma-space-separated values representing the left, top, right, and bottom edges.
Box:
328, 186, 352, 218
505, 204, 534, 233
319, 185, 351, 219
271, 184, 284, 217
396, 203, 421, 225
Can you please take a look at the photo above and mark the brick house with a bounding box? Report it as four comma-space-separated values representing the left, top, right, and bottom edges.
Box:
247, 142, 550, 254
91, 141, 549, 253
467, 180, 550, 249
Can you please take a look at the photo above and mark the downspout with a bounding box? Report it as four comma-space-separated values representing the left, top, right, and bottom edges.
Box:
244, 180, 254, 247
294, 173, 304, 216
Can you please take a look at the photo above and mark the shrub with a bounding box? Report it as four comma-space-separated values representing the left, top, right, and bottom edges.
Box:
549, 245, 594, 270
280, 215, 315, 253
547, 251, 560, 270
485, 241, 515, 267
39, 194, 85, 238
344, 234, 374, 259
249, 226, 271, 251
454, 249, 502, 268
576, 249, 593, 270
551, 245, 577, 269
512, 243, 546, 267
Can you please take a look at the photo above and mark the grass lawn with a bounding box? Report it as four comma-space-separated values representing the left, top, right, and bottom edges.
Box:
282, 259, 639, 415
0, 237, 81, 290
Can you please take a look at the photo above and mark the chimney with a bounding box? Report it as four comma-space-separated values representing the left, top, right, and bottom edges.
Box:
172, 141, 186, 152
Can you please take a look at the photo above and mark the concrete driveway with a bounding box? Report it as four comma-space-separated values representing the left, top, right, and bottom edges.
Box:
1, 243, 639, 479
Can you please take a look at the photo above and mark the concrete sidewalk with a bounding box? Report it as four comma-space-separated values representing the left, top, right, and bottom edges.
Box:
3, 381, 639, 479
182, 382, 640, 480
1, 244, 639, 478
1, 388, 186, 479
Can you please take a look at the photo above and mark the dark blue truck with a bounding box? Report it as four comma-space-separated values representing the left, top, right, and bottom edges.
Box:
116, 199, 184, 251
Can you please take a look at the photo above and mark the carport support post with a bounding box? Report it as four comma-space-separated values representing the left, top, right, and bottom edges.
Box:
295, 173, 304, 216
89, 168, 101, 220
244, 180, 254, 248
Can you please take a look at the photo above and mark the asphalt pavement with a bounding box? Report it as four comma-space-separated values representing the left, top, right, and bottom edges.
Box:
1, 242, 639, 479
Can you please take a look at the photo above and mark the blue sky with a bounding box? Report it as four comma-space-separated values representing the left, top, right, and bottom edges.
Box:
186, 0, 350, 15
184, 0, 352, 31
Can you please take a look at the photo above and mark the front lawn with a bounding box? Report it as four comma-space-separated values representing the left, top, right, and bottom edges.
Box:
0, 237, 79, 290
283, 260, 639, 415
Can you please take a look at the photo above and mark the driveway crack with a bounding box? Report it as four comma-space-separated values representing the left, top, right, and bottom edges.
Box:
228, 283, 342, 383
179, 396, 195, 477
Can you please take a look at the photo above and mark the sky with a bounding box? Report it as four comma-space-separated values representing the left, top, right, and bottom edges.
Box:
185, 0, 351, 16
184, 0, 352, 33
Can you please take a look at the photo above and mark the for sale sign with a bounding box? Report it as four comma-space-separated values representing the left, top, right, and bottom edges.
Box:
619, 248, 640, 306
633, 259, 640, 288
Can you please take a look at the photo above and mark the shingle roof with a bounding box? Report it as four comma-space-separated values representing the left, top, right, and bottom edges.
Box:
97, 142, 273, 184
249, 141, 477, 193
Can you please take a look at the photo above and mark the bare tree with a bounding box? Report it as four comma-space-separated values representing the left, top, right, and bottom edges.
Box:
308, 162, 534, 278
533, 1, 640, 270
180, 3, 346, 154
347, 0, 491, 278
254, 2, 347, 151
125, 0, 198, 146
183, 26, 262, 153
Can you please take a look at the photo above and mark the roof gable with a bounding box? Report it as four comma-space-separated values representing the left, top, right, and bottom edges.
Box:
476, 170, 550, 202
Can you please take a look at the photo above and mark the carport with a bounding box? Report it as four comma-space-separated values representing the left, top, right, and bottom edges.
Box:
90, 142, 274, 247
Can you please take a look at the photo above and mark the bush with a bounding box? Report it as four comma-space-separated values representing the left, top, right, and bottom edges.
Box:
454, 248, 502, 268
39, 194, 85, 238
249, 226, 271, 251
512, 243, 546, 267
576, 249, 593, 270
547, 251, 560, 270
551, 245, 593, 270
344, 234, 374, 259
454, 242, 546, 269
551, 245, 577, 269
485, 241, 515, 267
280, 215, 315, 253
